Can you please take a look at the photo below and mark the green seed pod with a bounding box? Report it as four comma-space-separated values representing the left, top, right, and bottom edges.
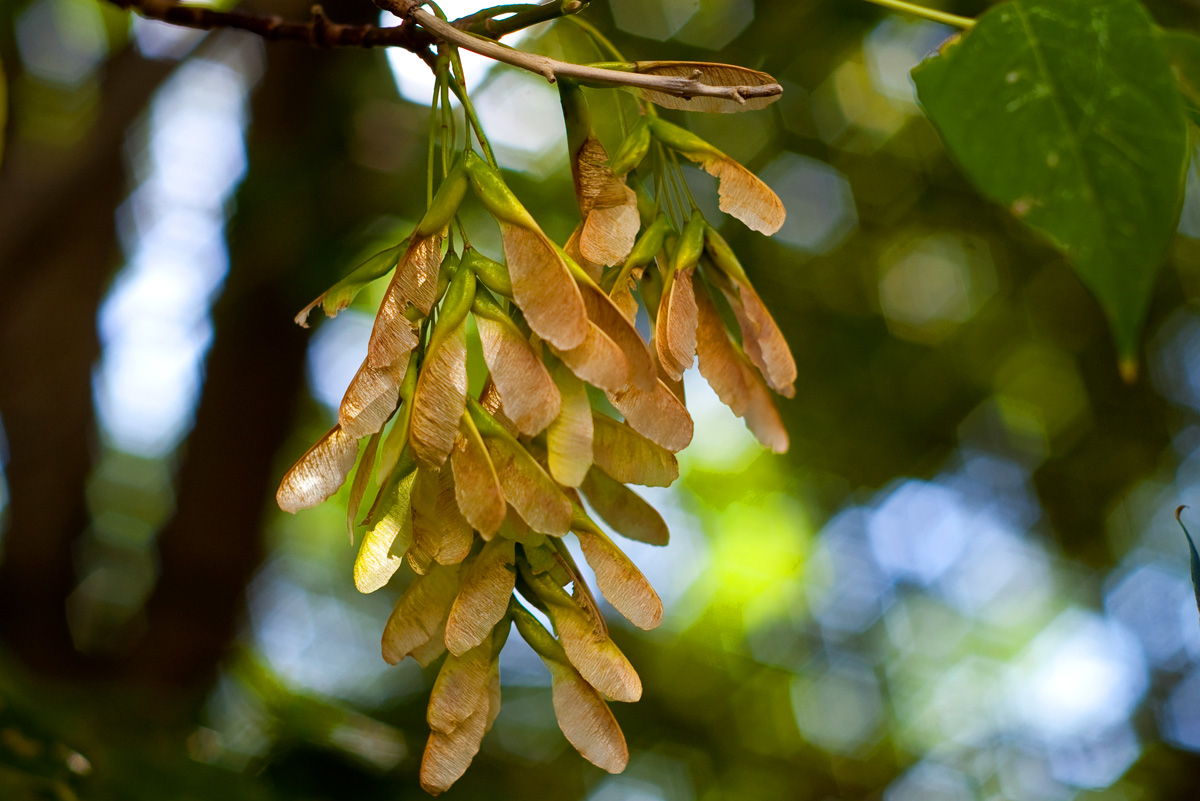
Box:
464, 151, 537, 228
398, 350, 420, 403
672, 215, 707, 274
702, 224, 750, 285
470, 287, 510, 323
581, 61, 637, 73
466, 395, 513, 441
629, 216, 672, 269
640, 256, 665, 316
647, 117, 722, 159
433, 260, 477, 342
462, 248, 512, 297
602, 215, 671, 293
295, 238, 410, 327
415, 157, 469, 237
509, 599, 566, 664
637, 188, 657, 228
609, 118, 652, 176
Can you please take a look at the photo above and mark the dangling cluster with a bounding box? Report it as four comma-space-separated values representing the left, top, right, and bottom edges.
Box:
277, 50, 795, 794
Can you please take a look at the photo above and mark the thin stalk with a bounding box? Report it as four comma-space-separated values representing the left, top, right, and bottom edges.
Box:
457, 0, 590, 38
859, 0, 974, 28
439, 68, 454, 177
446, 56, 499, 167
564, 15, 625, 62
427, 63, 446, 206
656, 142, 685, 228
667, 149, 700, 214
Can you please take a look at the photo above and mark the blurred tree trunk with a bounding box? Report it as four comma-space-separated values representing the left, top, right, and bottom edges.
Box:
127, 3, 400, 698
0, 50, 174, 677
0, 0, 397, 697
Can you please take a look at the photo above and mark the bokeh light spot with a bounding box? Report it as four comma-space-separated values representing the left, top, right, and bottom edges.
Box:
759, 152, 857, 255
792, 655, 884, 754
878, 233, 996, 343
609, 0, 699, 42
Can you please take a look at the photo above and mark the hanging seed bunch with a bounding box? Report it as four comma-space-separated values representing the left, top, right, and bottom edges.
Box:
277, 24, 794, 794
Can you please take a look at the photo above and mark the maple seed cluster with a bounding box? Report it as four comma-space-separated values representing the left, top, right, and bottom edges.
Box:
277, 64, 795, 794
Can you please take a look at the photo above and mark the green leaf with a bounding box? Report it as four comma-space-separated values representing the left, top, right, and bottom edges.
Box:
913, 0, 1190, 370
1163, 30, 1200, 127
1176, 506, 1200, 627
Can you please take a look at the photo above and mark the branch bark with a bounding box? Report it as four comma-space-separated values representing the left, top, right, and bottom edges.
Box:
0, 47, 177, 679
109, 0, 436, 56
105, 0, 587, 57
380, 1, 782, 105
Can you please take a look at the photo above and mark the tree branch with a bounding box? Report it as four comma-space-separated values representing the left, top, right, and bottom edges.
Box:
378, 0, 783, 106
107, 0, 782, 106
106, 0, 588, 57
108, 0, 437, 56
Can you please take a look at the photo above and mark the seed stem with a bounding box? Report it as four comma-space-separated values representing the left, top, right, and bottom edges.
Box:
859, 0, 974, 28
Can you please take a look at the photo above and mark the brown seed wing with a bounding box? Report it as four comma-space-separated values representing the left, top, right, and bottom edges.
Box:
695, 280, 789, 452
410, 320, 469, 469
547, 360, 594, 487
655, 267, 698, 381
578, 282, 656, 391
445, 538, 517, 656
550, 320, 629, 393
551, 600, 642, 702
339, 357, 406, 439
729, 282, 796, 398
576, 529, 663, 630
549, 661, 629, 773
277, 425, 359, 513
368, 232, 444, 368
354, 470, 417, 593
591, 413, 679, 488
419, 692, 489, 795
695, 279, 752, 416
579, 467, 669, 547
449, 423, 506, 537
408, 467, 473, 574
565, 224, 604, 283
433, 466, 473, 564
484, 659, 502, 733
696, 156, 785, 236
742, 375, 789, 453
485, 436, 573, 536
501, 224, 588, 350
428, 639, 494, 734
412, 618, 449, 668
611, 281, 639, 324
607, 378, 694, 453
475, 315, 561, 436
635, 61, 780, 114
573, 135, 637, 265
381, 561, 463, 665
581, 185, 639, 268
